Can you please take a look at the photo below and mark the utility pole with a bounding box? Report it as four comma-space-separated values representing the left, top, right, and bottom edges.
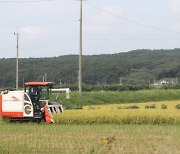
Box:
23, 78, 24, 88
79, 0, 83, 96
149, 80, 151, 88
45, 73, 47, 82
119, 77, 122, 85
43, 75, 45, 82
154, 77, 156, 85
176, 76, 178, 84
14, 28, 19, 90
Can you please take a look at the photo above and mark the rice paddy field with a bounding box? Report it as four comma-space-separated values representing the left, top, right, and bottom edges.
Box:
54, 100, 180, 125
0, 124, 179, 153
0, 92, 180, 153
0, 64, 180, 152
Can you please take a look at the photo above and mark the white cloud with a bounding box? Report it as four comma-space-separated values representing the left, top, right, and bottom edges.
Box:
21, 26, 44, 37
83, 5, 123, 34
169, 0, 180, 13
172, 22, 180, 31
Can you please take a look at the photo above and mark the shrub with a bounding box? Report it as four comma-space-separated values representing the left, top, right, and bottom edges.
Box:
161, 104, 168, 109
55, 84, 150, 92
126, 105, 140, 109
117, 105, 140, 109
175, 104, 180, 109
145, 104, 156, 109
65, 105, 83, 110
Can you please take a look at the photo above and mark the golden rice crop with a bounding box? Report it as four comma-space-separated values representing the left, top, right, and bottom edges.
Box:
54, 100, 180, 124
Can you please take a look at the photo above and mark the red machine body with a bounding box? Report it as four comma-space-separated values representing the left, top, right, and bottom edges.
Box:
0, 82, 64, 123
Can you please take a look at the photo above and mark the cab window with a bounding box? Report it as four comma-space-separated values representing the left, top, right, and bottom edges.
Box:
24, 93, 31, 102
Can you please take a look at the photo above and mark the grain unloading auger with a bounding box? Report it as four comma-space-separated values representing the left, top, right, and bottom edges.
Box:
0, 82, 64, 123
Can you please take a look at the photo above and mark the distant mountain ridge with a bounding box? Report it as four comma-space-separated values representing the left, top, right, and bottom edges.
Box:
0, 49, 179, 87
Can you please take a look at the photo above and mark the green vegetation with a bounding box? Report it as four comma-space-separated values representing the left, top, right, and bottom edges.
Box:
161, 104, 168, 109
56, 84, 151, 91
117, 105, 140, 109
0, 116, 5, 124
51, 90, 180, 109
55, 84, 180, 91
0, 124, 179, 153
175, 104, 180, 109
0, 49, 179, 87
145, 104, 157, 109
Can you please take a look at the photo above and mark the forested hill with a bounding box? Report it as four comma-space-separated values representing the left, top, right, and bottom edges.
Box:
0, 49, 179, 88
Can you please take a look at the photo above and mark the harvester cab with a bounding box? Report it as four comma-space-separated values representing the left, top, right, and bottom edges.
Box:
24, 82, 64, 123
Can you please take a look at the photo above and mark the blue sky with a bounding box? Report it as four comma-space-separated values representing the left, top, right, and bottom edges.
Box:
0, 0, 180, 58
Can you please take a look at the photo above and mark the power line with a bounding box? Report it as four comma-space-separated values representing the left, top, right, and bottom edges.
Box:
0, 0, 54, 2
85, 2, 180, 34
2, 25, 180, 42
82, 20, 180, 40
21, 32, 180, 41
83, 20, 106, 32
22, 32, 78, 40
0, 20, 76, 27
84, 37, 180, 41
1, 25, 179, 41
2, 22, 180, 41
0, 33, 12, 37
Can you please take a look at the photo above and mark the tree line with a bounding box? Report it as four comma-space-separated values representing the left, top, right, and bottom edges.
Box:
0, 49, 179, 88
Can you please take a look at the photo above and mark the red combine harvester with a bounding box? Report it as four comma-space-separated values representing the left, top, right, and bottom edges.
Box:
0, 82, 64, 123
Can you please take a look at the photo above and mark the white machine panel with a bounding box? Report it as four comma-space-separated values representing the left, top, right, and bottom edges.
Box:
23, 93, 33, 117
2, 91, 24, 112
